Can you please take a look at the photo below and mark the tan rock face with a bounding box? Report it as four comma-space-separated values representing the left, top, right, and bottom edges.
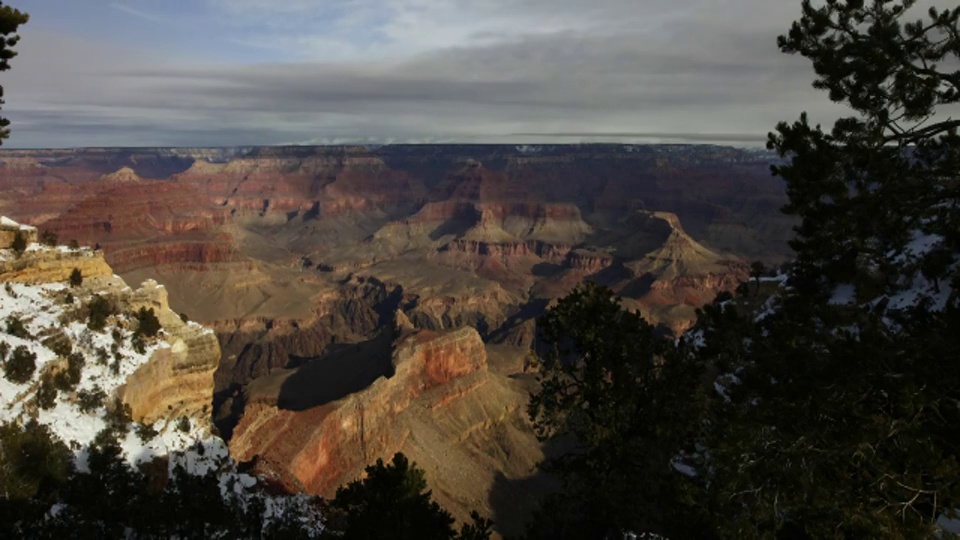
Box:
119, 280, 221, 424
229, 327, 488, 495
0, 248, 112, 284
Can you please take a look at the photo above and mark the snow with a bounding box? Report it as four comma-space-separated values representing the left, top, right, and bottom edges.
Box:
0, 216, 18, 227
0, 269, 324, 535
829, 283, 856, 306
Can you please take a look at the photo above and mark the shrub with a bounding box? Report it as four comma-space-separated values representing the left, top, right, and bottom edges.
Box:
135, 422, 158, 443
87, 295, 113, 331
179, 312, 189, 323
0, 341, 8, 362
49, 337, 72, 358
5, 315, 31, 339
3, 282, 14, 297
77, 386, 106, 413
64, 292, 74, 305
104, 398, 132, 436
69, 268, 82, 287
68, 239, 79, 250
134, 307, 161, 338
111, 327, 124, 346
39, 230, 57, 247
36, 376, 58, 410
95, 347, 108, 366
11, 230, 26, 254
176, 416, 191, 433
0, 420, 73, 500
4, 345, 36, 384
53, 351, 85, 391
131, 334, 146, 354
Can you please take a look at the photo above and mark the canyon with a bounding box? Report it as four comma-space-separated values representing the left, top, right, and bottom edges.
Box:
0, 144, 791, 535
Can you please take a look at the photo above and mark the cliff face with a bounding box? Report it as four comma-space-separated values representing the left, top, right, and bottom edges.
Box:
118, 280, 221, 424
0, 244, 221, 430
0, 145, 788, 450
229, 327, 489, 494
0, 246, 113, 284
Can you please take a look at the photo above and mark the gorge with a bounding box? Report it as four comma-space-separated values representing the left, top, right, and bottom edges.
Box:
0, 144, 791, 535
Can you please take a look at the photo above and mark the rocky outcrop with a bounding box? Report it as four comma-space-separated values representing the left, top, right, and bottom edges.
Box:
118, 280, 221, 424
0, 216, 37, 248
0, 246, 113, 284
229, 327, 488, 494
106, 240, 243, 273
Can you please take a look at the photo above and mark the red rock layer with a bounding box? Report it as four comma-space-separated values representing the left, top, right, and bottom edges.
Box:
229, 327, 487, 495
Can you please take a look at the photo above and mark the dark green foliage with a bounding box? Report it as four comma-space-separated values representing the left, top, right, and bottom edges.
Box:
103, 398, 132, 439
44, 334, 73, 358
69, 267, 82, 287
64, 291, 74, 304
131, 334, 146, 354
94, 346, 108, 366
53, 351, 84, 391
0, 420, 72, 500
68, 239, 79, 250
0, 422, 325, 538
628, 1, 960, 537
134, 422, 158, 443
4, 344, 35, 383
457, 512, 494, 540
176, 416, 191, 433
769, 0, 960, 287
76, 386, 106, 413
0, 1, 27, 143
10, 230, 25, 253
86, 295, 113, 332
5, 314, 30, 339
111, 327, 123, 346
179, 312, 189, 323
39, 230, 56, 247
325, 452, 461, 540
35, 375, 57, 410
527, 282, 706, 538
0, 340, 7, 361
134, 307, 161, 338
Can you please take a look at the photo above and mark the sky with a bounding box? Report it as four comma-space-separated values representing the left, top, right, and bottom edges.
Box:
0, 0, 859, 148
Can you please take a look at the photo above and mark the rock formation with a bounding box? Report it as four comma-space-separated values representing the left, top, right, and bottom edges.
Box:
0, 216, 37, 248
229, 327, 544, 534
0, 145, 793, 535
118, 279, 221, 424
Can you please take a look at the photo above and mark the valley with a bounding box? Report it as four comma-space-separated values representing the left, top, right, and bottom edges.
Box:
0, 144, 791, 535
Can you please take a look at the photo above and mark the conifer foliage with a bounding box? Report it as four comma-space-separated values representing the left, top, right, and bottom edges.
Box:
324, 452, 493, 540
527, 1, 960, 537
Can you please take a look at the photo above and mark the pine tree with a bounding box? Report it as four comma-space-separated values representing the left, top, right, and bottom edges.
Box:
325, 452, 467, 540
526, 282, 706, 538
693, 1, 960, 536
69, 268, 82, 287
10, 230, 25, 254
4, 344, 35, 383
0, 2, 27, 143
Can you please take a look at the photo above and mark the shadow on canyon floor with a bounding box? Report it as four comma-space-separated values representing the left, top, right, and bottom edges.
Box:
488, 438, 570, 538
275, 332, 395, 411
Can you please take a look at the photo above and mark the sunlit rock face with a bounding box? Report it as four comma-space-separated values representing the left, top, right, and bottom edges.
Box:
229, 327, 487, 494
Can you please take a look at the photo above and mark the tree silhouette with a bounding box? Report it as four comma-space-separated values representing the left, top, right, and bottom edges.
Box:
0, 2, 28, 143
69, 268, 83, 287
325, 452, 457, 540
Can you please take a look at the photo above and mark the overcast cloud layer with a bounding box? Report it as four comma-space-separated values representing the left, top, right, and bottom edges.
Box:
0, 0, 879, 148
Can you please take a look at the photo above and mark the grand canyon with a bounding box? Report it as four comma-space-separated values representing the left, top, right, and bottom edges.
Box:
0, 144, 791, 534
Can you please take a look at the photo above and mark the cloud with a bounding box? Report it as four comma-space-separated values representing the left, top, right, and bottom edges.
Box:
110, 3, 167, 25
1, 0, 876, 147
